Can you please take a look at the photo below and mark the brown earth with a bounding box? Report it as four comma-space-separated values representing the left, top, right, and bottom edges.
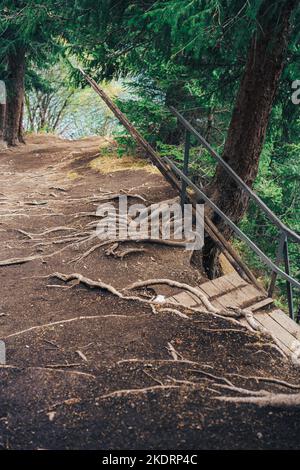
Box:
0, 134, 300, 450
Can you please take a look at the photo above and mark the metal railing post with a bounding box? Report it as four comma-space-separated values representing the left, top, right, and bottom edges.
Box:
163, 155, 300, 291
168, 107, 300, 323
283, 236, 294, 320
169, 106, 300, 244
181, 130, 190, 209
268, 232, 285, 297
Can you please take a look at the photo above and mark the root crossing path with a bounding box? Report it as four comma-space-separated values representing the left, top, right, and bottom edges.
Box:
0, 134, 300, 450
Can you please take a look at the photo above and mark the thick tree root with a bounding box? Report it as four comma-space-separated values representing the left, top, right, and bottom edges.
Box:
70, 238, 188, 263
126, 278, 218, 312
227, 372, 300, 389
216, 391, 300, 407
47, 273, 290, 361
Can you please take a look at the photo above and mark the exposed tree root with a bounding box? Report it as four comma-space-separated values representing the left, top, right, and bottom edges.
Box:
216, 391, 300, 407
126, 278, 218, 312
48, 272, 149, 302
228, 372, 300, 390
0, 364, 95, 379
116, 358, 213, 368
166, 342, 182, 361
97, 384, 185, 400
70, 238, 188, 263
15, 229, 35, 239
63, 191, 147, 204
159, 308, 189, 319
0, 213, 30, 218
4, 314, 142, 339
43, 272, 290, 361
17, 226, 77, 238
0, 234, 94, 266
34, 366, 95, 379
111, 247, 147, 259
188, 369, 235, 387
200, 328, 250, 334
0, 254, 42, 267
214, 383, 270, 397
4, 262, 289, 365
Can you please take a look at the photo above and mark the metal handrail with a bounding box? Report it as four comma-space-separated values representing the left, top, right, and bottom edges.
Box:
163, 157, 300, 291
169, 106, 300, 244
169, 106, 300, 321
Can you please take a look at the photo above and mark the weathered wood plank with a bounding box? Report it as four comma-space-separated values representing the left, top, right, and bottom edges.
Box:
254, 313, 296, 352
250, 297, 274, 312
198, 280, 221, 298
210, 276, 236, 295
199, 272, 249, 301
171, 291, 198, 308
224, 272, 248, 289
166, 276, 299, 357
269, 309, 300, 340
212, 284, 264, 309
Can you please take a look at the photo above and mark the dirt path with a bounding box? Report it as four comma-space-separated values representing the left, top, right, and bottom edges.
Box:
0, 135, 300, 450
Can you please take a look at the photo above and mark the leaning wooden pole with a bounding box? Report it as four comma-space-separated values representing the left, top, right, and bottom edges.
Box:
79, 68, 262, 289
78, 68, 177, 188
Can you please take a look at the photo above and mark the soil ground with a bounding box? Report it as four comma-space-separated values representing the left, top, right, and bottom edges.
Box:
0, 135, 300, 450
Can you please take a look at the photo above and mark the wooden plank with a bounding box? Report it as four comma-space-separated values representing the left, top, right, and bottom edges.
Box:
199, 273, 249, 301
210, 276, 235, 295
212, 290, 245, 309
199, 274, 241, 299
172, 292, 198, 308
254, 313, 296, 352
269, 309, 300, 340
198, 280, 221, 298
213, 284, 264, 309
250, 297, 274, 312
224, 272, 248, 289
239, 285, 265, 307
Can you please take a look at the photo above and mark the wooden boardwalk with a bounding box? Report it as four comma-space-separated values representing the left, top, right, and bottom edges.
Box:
167, 272, 300, 356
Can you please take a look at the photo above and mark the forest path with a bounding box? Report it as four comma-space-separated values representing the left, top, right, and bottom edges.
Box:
0, 135, 300, 450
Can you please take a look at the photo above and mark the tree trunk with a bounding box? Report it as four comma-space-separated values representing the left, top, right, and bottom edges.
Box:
4, 48, 26, 146
18, 97, 25, 144
203, 0, 297, 276
0, 103, 5, 141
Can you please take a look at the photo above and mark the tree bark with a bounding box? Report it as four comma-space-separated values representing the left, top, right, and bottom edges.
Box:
0, 103, 5, 142
18, 97, 25, 144
4, 48, 26, 146
203, 0, 297, 276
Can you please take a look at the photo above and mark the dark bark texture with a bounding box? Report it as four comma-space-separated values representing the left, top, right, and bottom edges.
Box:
0, 103, 5, 141
18, 97, 25, 144
4, 48, 26, 146
208, 0, 296, 228
203, 0, 297, 276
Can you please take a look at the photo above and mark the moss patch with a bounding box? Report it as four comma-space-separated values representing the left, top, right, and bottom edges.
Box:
89, 154, 160, 175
